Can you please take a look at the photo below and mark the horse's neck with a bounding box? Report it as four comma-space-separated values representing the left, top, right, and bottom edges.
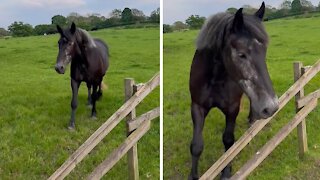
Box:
208, 50, 227, 83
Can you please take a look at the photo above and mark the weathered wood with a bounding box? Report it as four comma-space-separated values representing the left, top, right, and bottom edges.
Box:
49, 73, 160, 180
133, 83, 145, 92
88, 120, 151, 180
199, 60, 320, 180
231, 99, 317, 179
125, 78, 139, 180
127, 107, 160, 132
294, 62, 308, 158
297, 89, 320, 108
302, 65, 312, 73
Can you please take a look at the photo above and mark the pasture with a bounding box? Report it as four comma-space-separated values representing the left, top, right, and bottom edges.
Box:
164, 17, 320, 179
0, 27, 159, 179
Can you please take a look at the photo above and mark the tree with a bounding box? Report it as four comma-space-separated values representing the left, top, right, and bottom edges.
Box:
51, 15, 67, 26
291, 0, 303, 13
34, 24, 56, 35
0, 28, 9, 37
280, 0, 292, 9
300, 0, 315, 11
172, 21, 188, 31
163, 24, 173, 33
110, 9, 122, 19
8, 21, 33, 37
132, 8, 146, 22
121, 8, 133, 23
150, 8, 160, 23
226, 7, 237, 14
185, 15, 205, 29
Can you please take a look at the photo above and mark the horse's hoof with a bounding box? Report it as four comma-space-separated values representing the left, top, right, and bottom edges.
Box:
87, 104, 92, 109
68, 125, 75, 131
91, 115, 97, 120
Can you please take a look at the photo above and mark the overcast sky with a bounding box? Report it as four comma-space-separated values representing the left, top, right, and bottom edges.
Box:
0, 0, 159, 29
164, 0, 320, 24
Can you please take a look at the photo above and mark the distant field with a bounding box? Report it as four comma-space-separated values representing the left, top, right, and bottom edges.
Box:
0, 27, 159, 179
164, 17, 320, 179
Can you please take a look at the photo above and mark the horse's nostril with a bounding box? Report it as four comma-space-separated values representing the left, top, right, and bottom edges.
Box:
262, 108, 271, 116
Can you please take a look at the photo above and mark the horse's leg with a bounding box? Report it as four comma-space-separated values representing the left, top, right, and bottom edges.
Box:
91, 84, 98, 119
189, 102, 209, 180
86, 83, 92, 107
69, 79, 80, 130
221, 103, 240, 179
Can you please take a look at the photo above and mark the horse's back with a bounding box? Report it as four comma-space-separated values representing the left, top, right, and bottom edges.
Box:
93, 38, 109, 71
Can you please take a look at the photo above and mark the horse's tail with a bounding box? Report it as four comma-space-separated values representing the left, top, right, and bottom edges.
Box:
97, 81, 107, 100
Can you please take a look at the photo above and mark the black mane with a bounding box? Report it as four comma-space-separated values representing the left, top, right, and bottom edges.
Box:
196, 12, 268, 51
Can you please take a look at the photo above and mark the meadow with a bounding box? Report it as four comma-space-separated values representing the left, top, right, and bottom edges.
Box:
0, 27, 159, 179
164, 17, 320, 179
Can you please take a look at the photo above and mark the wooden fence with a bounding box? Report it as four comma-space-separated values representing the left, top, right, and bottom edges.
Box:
200, 61, 320, 180
49, 72, 160, 180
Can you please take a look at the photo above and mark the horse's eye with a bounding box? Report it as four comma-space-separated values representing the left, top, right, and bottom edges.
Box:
238, 53, 247, 59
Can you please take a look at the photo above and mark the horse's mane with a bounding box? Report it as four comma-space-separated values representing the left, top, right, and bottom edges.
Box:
196, 12, 268, 51
75, 28, 97, 48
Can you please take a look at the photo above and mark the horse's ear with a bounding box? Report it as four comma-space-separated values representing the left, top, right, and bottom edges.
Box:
255, 2, 265, 21
70, 22, 76, 34
232, 8, 244, 32
57, 25, 63, 35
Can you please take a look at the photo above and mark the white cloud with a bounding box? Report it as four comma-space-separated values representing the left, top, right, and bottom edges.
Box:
21, 0, 86, 8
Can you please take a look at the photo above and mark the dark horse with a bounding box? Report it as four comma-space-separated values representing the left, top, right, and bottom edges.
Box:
189, 2, 278, 179
55, 22, 109, 130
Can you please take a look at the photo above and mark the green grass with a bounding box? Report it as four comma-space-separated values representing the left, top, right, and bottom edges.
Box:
164, 16, 320, 179
0, 27, 159, 179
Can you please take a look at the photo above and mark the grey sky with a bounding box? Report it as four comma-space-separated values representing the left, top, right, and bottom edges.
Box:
164, 0, 320, 24
0, 0, 159, 29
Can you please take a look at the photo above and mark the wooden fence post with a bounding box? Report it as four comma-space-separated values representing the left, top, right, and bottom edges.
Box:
125, 78, 139, 180
294, 62, 308, 158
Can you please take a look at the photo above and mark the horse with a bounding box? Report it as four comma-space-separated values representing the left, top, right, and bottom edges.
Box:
188, 2, 279, 179
55, 22, 109, 130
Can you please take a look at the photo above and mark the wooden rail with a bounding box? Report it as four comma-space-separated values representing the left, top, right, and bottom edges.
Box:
200, 60, 320, 180
88, 120, 151, 179
49, 73, 160, 180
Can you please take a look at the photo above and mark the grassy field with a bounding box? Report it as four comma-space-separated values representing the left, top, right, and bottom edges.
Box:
164, 17, 320, 179
0, 27, 159, 179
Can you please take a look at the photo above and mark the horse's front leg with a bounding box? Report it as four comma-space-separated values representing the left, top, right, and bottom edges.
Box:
189, 102, 209, 180
69, 79, 80, 130
221, 103, 240, 179
91, 84, 98, 119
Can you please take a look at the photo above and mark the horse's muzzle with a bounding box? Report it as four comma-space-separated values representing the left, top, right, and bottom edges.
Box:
55, 64, 65, 74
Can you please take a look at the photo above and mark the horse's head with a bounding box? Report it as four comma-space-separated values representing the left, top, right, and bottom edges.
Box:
55, 22, 78, 74
223, 2, 278, 120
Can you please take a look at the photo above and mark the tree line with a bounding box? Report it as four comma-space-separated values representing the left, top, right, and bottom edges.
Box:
0, 7, 160, 37
164, 0, 320, 33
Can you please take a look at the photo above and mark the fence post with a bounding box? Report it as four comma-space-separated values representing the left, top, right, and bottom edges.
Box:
125, 78, 139, 180
293, 62, 308, 158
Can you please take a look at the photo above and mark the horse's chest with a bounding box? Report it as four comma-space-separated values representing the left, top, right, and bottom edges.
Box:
71, 65, 91, 81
